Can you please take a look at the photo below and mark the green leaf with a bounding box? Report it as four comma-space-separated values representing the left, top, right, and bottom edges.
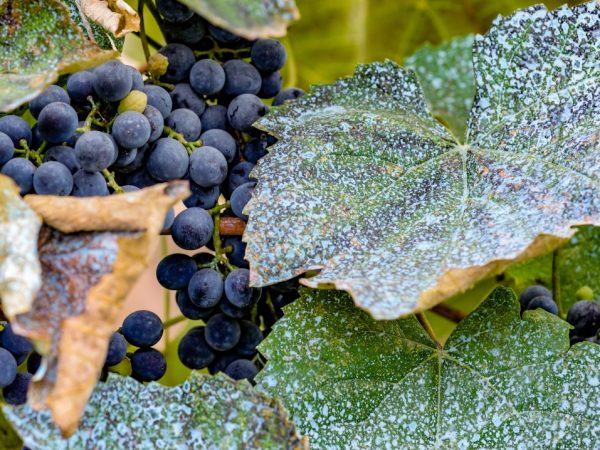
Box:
257, 287, 600, 448
179, 0, 299, 39
0, 0, 116, 112
405, 35, 475, 141
246, 1, 600, 319
5, 373, 308, 449
0, 175, 41, 320
287, 0, 585, 89
62, 0, 125, 51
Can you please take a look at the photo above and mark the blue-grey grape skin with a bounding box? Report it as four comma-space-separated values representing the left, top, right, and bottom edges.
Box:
67, 71, 95, 104
93, 60, 132, 102
227, 94, 268, 131
205, 314, 241, 352
189, 146, 228, 187
258, 71, 283, 98
222, 60, 262, 96
170, 83, 206, 116
32, 161, 73, 196
29, 85, 70, 118
188, 268, 224, 309
146, 138, 189, 181
1, 158, 36, 194
251, 39, 287, 72
0, 131, 14, 165
227, 161, 255, 193
156, 253, 197, 290
224, 268, 254, 308
141, 85, 173, 118
567, 301, 600, 338
166, 108, 202, 141
105, 332, 127, 367
0, 115, 32, 146
3, 373, 31, 405
190, 59, 226, 96
156, 0, 194, 23
37, 102, 78, 144
0, 348, 17, 388
143, 105, 165, 143
225, 359, 258, 382
158, 44, 196, 84
176, 290, 214, 320
178, 327, 215, 369
526, 296, 558, 316
183, 182, 220, 209
72, 170, 109, 197
171, 207, 214, 250
112, 111, 152, 149
200, 105, 228, 131
75, 131, 116, 172
272, 87, 305, 106
230, 181, 255, 220
130, 348, 166, 382
200, 129, 237, 163
44, 145, 81, 173
122, 310, 163, 348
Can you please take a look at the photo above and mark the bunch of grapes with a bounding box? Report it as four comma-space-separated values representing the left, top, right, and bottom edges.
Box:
0, 1, 306, 388
519, 285, 600, 345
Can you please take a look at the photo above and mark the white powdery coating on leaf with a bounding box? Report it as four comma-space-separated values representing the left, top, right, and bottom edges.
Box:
247, 1, 600, 319
0, 176, 42, 319
257, 288, 600, 449
4, 372, 305, 449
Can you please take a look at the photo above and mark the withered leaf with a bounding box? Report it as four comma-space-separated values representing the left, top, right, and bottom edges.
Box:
12, 182, 189, 436
0, 175, 41, 321
80, 0, 140, 38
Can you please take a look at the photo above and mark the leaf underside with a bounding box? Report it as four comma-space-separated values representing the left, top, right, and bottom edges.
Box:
0, 175, 41, 320
258, 287, 600, 448
179, 0, 300, 39
247, 1, 600, 319
0, 0, 116, 112
5, 373, 307, 450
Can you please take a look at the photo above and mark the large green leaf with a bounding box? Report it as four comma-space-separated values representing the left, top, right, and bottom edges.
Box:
405, 35, 475, 141
258, 287, 600, 448
0, 0, 116, 112
246, 1, 600, 319
179, 0, 299, 39
5, 373, 307, 449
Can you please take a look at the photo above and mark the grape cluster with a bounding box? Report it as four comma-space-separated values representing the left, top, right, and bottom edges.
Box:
0, 324, 39, 406
519, 285, 600, 345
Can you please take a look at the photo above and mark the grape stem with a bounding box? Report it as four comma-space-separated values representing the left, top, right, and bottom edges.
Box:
431, 304, 466, 323
163, 126, 202, 154
15, 139, 43, 166
137, 0, 151, 62
205, 202, 238, 273
101, 169, 124, 194
163, 315, 186, 329
194, 38, 251, 59
77, 97, 100, 134
416, 312, 441, 349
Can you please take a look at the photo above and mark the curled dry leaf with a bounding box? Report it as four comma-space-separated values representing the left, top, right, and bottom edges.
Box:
80, 0, 140, 38
11, 181, 189, 436
0, 175, 41, 321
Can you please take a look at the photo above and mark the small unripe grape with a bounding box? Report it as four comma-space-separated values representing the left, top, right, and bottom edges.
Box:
118, 90, 148, 114
576, 286, 595, 300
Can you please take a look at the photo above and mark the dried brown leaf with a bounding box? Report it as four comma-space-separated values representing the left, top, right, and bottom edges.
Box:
0, 175, 41, 320
12, 181, 189, 436
80, 0, 140, 38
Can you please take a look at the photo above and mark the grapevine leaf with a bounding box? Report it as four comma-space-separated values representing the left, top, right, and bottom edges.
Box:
178, 0, 299, 39
11, 182, 190, 436
5, 372, 308, 449
258, 287, 600, 448
405, 35, 475, 141
62, 0, 126, 51
287, 0, 584, 89
0, 0, 117, 112
0, 175, 41, 320
247, 1, 600, 319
